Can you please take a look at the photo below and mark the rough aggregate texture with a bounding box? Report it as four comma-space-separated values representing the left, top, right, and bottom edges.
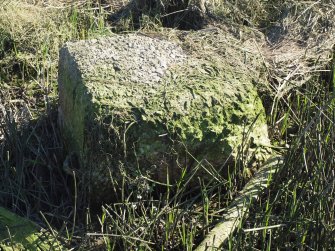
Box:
58, 30, 271, 202
69, 35, 186, 84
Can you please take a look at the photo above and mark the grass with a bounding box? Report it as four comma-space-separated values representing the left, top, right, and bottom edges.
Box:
230, 75, 335, 250
0, 0, 334, 250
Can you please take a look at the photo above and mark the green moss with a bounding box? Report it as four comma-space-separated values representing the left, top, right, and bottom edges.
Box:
59, 32, 271, 198
80, 58, 269, 185
0, 207, 61, 250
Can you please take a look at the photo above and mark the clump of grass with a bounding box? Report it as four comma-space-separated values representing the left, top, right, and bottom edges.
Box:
1, 0, 334, 250
209, 0, 274, 26
0, 0, 113, 248
0, 0, 112, 105
229, 68, 335, 249
85, 160, 240, 250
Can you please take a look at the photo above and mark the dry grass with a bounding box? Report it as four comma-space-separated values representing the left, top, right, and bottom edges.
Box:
0, 0, 112, 84
263, 1, 335, 96
0, 1, 68, 75
0, 0, 334, 250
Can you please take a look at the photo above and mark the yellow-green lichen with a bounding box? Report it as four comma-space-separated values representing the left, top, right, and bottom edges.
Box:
58, 32, 271, 202
80, 58, 270, 189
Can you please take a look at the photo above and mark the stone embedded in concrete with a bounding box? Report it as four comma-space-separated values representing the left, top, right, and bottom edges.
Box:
58, 32, 271, 202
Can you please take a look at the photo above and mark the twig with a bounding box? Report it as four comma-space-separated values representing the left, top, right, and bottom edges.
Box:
161, 8, 188, 18
243, 224, 286, 232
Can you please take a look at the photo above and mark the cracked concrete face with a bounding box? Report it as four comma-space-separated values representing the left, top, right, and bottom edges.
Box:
58, 32, 270, 202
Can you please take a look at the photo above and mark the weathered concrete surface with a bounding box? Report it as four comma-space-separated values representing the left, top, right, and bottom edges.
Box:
0, 207, 61, 250
58, 31, 271, 201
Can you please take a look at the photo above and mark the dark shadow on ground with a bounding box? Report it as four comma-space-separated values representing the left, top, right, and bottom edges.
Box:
105, 0, 207, 31
0, 98, 80, 231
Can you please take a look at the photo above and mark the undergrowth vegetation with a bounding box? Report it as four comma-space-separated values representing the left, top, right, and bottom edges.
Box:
0, 0, 334, 250
231, 74, 335, 250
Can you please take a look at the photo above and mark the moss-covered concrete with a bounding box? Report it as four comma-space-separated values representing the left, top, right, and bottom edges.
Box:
0, 207, 61, 250
58, 31, 271, 202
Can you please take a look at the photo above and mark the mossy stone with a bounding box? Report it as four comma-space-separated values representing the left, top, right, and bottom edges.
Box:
58, 31, 271, 202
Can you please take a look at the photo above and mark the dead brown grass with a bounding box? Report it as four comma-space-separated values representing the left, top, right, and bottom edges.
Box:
263, 1, 335, 98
